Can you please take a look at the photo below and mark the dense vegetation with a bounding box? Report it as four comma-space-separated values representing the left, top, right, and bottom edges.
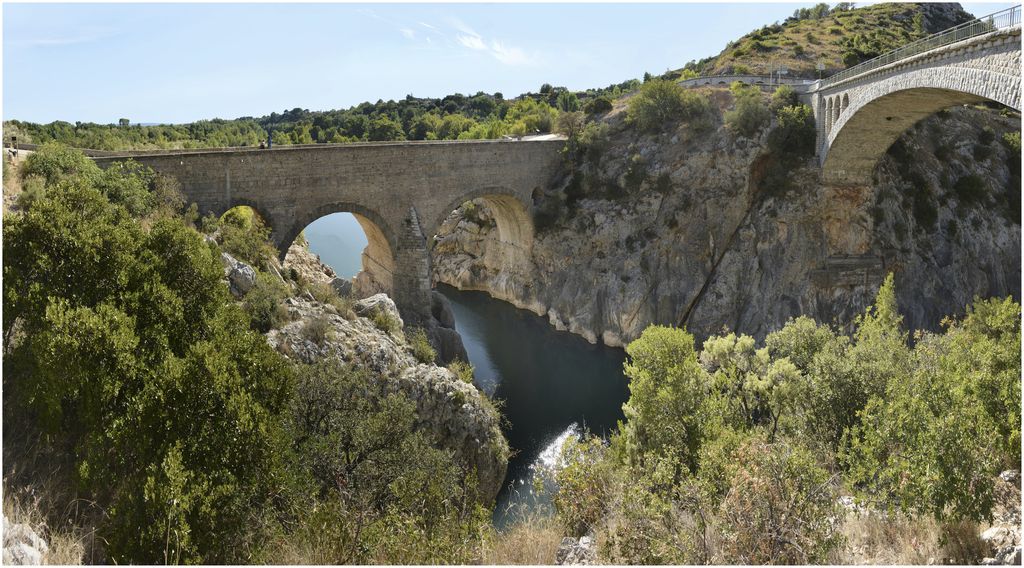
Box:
2, 145, 494, 563
2, 78, 644, 152
550, 276, 1020, 563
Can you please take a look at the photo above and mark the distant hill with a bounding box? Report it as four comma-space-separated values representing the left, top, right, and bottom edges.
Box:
668, 2, 974, 80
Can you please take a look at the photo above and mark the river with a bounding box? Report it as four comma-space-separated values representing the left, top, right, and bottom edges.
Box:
304, 213, 630, 527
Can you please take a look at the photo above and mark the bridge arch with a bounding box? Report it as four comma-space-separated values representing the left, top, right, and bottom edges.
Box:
281, 202, 398, 297
430, 187, 535, 252
821, 65, 1021, 185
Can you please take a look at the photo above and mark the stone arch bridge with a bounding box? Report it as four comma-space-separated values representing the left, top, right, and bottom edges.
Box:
810, 6, 1021, 185
93, 140, 564, 323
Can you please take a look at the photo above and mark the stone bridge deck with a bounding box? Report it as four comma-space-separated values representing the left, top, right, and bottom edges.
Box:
93, 138, 566, 323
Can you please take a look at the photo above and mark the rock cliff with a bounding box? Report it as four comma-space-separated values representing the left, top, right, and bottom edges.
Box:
224, 245, 511, 501
432, 103, 1020, 346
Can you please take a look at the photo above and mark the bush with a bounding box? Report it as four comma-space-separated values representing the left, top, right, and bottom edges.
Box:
715, 437, 844, 564
371, 308, 401, 335
301, 315, 332, 345
447, 359, 475, 383
627, 79, 713, 133
217, 206, 278, 270
769, 85, 798, 113
768, 103, 816, 159
555, 436, 613, 537
617, 326, 712, 474
244, 272, 291, 332
306, 280, 354, 318
724, 82, 770, 138
283, 358, 489, 564
952, 174, 987, 204
408, 327, 436, 364
583, 96, 613, 115
3, 177, 294, 563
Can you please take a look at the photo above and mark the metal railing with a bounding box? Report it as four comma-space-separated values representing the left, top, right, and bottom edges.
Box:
821, 4, 1021, 87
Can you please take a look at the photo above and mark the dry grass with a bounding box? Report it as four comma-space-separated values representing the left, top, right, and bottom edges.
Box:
478, 513, 564, 565
840, 511, 987, 565
2, 481, 95, 565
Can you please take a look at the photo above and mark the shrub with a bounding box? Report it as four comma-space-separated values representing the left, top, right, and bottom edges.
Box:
627, 79, 713, 133
554, 436, 613, 537
283, 358, 490, 564
306, 280, 354, 318
371, 308, 401, 335
1002, 131, 1021, 154
583, 96, 613, 115
952, 174, 987, 204
716, 437, 844, 564
244, 272, 291, 332
724, 82, 770, 138
301, 315, 332, 345
618, 326, 712, 474
217, 206, 278, 270
408, 327, 436, 364
3, 177, 294, 563
769, 85, 798, 113
768, 103, 816, 159
447, 359, 475, 383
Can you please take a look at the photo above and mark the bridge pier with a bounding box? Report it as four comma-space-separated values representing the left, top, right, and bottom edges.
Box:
391, 207, 434, 326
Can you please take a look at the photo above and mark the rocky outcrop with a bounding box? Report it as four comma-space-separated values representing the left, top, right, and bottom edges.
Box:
556, 536, 596, 565
2, 515, 48, 565
433, 104, 1020, 346
271, 247, 506, 500
981, 470, 1022, 565
220, 252, 256, 298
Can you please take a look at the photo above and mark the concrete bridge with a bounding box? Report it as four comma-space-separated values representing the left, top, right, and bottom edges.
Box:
94, 140, 564, 322
810, 6, 1021, 186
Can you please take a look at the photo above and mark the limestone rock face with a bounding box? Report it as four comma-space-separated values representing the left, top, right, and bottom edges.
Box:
354, 293, 405, 329
433, 105, 1020, 346
220, 252, 256, 298
556, 536, 596, 565
283, 242, 336, 286
2, 515, 48, 565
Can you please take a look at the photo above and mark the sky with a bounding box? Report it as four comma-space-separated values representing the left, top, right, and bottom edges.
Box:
3, 2, 1017, 124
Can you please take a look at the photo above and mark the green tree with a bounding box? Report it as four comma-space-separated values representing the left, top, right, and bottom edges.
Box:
556, 91, 581, 112
723, 82, 771, 138
4, 176, 294, 563
617, 326, 713, 475
367, 115, 405, 141
627, 79, 713, 133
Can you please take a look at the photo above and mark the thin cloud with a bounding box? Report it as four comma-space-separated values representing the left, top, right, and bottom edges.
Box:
448, 18, 536, 66
15, 30, 113, 48
400, 28, 416, 40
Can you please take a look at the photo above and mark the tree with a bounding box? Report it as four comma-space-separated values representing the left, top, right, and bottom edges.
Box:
627, 79, 713, 133
539, 83, 553, 94
367, 115, 405, 141
618, 326, 713, 475
4, 175, 294, 563
119, 118, 130, 127
556, 91, 581, 112
723, 82, 770, 138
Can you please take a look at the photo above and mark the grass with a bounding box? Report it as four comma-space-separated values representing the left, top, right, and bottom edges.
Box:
478, 513, 564, 565
839, 512, 988, 565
